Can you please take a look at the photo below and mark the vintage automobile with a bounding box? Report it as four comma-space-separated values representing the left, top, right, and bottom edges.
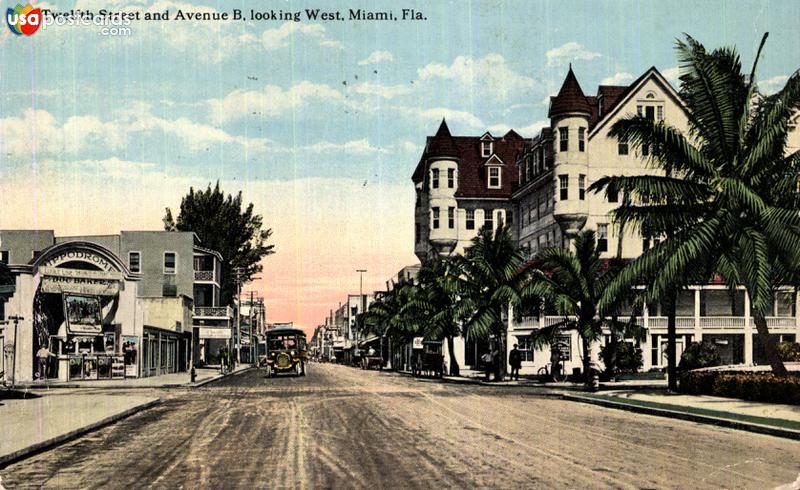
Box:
262, 326, 308, 377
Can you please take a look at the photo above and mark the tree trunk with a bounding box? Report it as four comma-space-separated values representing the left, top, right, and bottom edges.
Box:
446, 335, 460, 376
581, 335, 590, 385
665, 290, 678, 392
752, 311, 788, 376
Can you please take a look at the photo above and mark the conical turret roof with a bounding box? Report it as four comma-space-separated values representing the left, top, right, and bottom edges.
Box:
548, 65, 592, 117
427, 119, 460, 158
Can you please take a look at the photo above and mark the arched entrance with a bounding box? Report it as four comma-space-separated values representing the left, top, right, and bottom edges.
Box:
30, 242, 137, 381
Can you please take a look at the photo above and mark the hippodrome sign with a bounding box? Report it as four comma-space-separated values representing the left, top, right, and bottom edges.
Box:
39, 266, 123, 296
40, 250, 117, 272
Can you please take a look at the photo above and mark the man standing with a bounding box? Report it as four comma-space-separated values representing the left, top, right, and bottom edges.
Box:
36, 344, 54, 380
509, 344, 521, 381
481, 351, 492, 381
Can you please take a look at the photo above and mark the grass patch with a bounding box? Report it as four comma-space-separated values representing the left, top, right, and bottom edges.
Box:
578, 393, 800, 432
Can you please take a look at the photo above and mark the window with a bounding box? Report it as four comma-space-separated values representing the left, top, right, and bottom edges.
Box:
0, 251, 8, 264
578, 174, 586, 200
637, 105, 643, 116
129, 251, 141, 273
448, 207, 455, 229
163, 252, 177, 274
657, 105, 664, 121
526, 157, 532, 181
559, 127, 568, 152
447, 168, 455, 188
432, 207, 440, 229
431, 168, 439, 189
481, 141, 492, 157
506, 210, 513, 225
466, 209, 475, 230
559, 174, 569, 200
515, 336, 535, 362
607, 188, 619, 203
540, 148, 547, 169
484, 209, 493, 231
597, 224, 608, 252
618, 135, 629, 155
488, 167, 501, 188
578, 127, 585, 152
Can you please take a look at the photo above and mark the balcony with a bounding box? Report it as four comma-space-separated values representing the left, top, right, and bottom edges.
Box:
193, 306, 232, 319
194, 269, 217, 283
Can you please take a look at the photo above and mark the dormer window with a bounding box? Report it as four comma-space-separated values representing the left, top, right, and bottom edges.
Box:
481, 141, 492, 157
488, 167, 501, 189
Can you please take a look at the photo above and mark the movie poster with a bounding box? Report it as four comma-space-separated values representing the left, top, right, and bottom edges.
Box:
63, 294, 103, 335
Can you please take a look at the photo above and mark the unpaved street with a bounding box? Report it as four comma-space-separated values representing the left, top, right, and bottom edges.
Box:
2, 364, 799, 489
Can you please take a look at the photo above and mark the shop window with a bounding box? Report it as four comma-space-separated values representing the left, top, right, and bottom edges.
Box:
164, 252, 177, 274
129, 251, 141, 273
466, 209, 475, 230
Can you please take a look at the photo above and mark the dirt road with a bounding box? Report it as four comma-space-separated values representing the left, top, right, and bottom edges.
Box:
2, 363, 799, 489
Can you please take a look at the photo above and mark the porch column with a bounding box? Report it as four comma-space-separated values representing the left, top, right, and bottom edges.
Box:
693, 288, 702, 344
743, 290, 753, 365
641, 302, 651, 371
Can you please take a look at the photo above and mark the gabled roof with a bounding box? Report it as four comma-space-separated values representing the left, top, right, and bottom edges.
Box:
480, 132, 494, 140
484, 154, 505, 165
549, 65, 592, 117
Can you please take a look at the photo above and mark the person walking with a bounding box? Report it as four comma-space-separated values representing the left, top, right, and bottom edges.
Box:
481, 351, 493, 381
36, 344, 55, 380
509, 344, 521, 381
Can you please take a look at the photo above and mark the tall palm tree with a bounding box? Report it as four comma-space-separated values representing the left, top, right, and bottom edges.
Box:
524, 230, 643, 388
453, 222, 527, 380
403, 258, 462, 375
363, 282, 419, 367
590, 33, 800, 378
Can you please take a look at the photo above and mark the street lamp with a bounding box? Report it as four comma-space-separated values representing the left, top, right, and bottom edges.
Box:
6, 315, 23, 388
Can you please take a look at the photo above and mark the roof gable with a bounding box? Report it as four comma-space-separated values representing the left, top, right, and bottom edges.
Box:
484, 154, 505, 166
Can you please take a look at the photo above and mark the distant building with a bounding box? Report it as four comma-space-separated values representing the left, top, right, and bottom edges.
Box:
0, 230, 230, 384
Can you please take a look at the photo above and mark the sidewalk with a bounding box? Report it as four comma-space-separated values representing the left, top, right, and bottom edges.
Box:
565, 389, 800, 440
0, 391, 160, 467
15, 365, 253, 390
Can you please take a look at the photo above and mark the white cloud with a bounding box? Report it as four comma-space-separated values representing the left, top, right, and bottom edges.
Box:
319, 39, 344, 49
358, 50, 394, 65
394, 106, 485, 130
417, 54, 537, 100
760, 75, 789, 95
207, 81, 343, 124
260, 22, 341, 51
600, 72, 635, 85
352, 82, 411, 99
545, 42, 601, 67
305, 139, 387, 155
662, 66, 682, 85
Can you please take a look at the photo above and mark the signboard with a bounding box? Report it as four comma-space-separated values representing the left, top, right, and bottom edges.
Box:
111, 357, 125, 379
63, 294, 103, 335
198, 327, 232, 339
412, 337, 424, 350
40, 267, 122, 296
40, 250, 117, 272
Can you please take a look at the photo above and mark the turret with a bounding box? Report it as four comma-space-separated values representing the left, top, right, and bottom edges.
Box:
426, 119, 460, 256
550, 65, 590, 243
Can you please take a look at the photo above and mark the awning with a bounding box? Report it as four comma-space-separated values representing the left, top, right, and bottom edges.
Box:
357, 336, 380, 347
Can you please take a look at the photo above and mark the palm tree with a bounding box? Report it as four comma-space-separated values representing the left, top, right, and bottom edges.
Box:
524, 230, 643, 388
363, 283, 419, 369
590, 33, 800, 379
453, 222, 527, 381
403, 258, 462, 375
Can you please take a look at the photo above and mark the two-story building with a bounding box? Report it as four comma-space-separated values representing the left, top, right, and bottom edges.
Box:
0, 229, 230, 383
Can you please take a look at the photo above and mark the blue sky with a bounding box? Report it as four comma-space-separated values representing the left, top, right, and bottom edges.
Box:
1, 0, 799, 329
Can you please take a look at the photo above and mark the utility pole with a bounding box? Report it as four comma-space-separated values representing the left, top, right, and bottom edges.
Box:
7, 315, 23, 388
233, 266, 243, 365
356, 269, 367, 358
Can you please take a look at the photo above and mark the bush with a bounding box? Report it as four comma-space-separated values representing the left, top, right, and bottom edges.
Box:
777, 341, 800, 362
678, 342, 722, 371
679, 370, 800, 405
600, 341, 643, 376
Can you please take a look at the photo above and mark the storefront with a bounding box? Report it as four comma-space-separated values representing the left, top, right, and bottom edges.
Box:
141, 326, 191, 377
3, 242, 142, 383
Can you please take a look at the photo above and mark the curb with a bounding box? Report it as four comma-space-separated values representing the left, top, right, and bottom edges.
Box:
191, 366, 255, 388
563, 394, 800, 441
0, 398, 161, 469
15, 367, 256, 391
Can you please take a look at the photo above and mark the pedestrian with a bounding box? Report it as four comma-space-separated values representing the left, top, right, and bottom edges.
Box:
481, 351, 492, 381
509, 344, 521, 381
36, 344, 54, 380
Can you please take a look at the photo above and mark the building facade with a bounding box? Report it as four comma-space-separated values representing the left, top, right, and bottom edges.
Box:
0, 229, 230, 384
412, 66, 799, 376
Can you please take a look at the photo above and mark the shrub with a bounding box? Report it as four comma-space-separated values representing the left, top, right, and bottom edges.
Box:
678, 342, 722, 371
601, 341, 643, 376
678, 370, 800, 405
777, 341, 800, 362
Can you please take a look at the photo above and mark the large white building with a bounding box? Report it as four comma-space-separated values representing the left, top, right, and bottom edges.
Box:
413, 66, 799, 376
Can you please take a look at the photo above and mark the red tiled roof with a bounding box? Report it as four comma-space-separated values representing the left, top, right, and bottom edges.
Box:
427, 119, 459, 158
549, 65, 592, 117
